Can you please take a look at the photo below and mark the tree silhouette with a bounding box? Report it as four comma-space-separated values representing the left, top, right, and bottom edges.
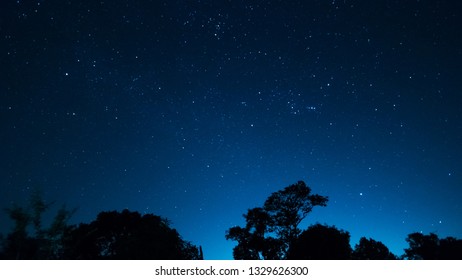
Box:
352, 237, 397, 260
44, 205, 76, 259
1, 205, 37, 259
29, 189, 53, 240
439, 237, 462, 259
0, 190, 74, 260
1, 192, 199, 259
286, 223, 352, 260
264, 181, 328, 252
404, 232, 462, 260
225, 207, 283, 259
63, 209, 200, 260
0, 234, 4, 259
226, 181, 328, 259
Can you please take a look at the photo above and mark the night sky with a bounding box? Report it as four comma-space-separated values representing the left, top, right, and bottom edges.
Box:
1, 0, 461, 259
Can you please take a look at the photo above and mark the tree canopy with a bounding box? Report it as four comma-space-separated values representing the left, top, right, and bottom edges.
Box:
352, 237, 397, 260
226, 181, 328, 259
404, 232, 462, 260
0, 190, 74, 259
63, 209, 201, 260
2, 183, 461, 260
0, 191, 200, 260
287, 223, 352, 260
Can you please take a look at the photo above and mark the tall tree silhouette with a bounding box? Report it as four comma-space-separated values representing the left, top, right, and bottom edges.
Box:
29, 189, 53, 240
264, 181, 328, 253
226, 207, 282, 259
63, 209, 200, 260
1, 206, 37, 259
44, 205, 76, 259
286, 223, 352, 260
226, 181, 328, 259
352, 237, 397, 260
0, 190, 74, 259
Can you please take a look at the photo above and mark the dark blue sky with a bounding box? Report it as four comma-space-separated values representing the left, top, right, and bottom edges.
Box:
1, 0, 461, 259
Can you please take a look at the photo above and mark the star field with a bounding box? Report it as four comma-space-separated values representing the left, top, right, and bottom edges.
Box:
1, 0, 461, 259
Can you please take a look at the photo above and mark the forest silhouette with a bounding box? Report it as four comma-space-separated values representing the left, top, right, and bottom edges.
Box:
1, 182, 461, 260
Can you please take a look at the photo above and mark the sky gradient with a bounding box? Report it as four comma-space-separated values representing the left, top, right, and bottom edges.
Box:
1, 0, 461, 259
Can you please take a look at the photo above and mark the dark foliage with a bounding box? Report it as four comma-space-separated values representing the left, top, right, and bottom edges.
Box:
3, 184, 462, 260
404, 232, 462, 260
1, 230, 39, 260
225, 207, 283, 260
226, 181, 328, 259
0, 192, 199, 260
286, 224, 352, 260
264, 181, 328, 252
1, 206, 34, 259
404, 232, 439, 260
352, 237, 397, 260
0, 191, 75, 260
63, 209, 200, 260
